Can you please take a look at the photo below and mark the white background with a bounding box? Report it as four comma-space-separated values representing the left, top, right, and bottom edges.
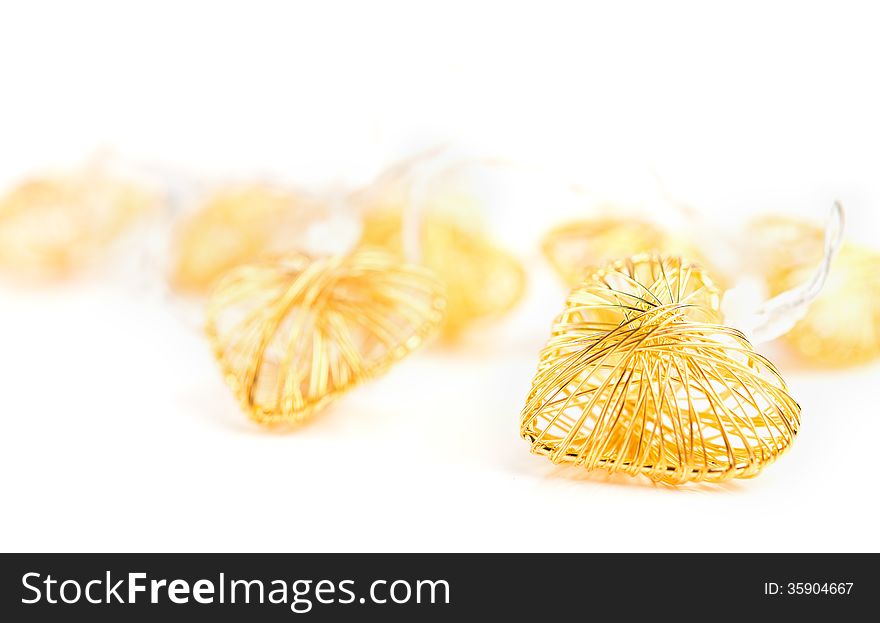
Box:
1, 0, 878, 552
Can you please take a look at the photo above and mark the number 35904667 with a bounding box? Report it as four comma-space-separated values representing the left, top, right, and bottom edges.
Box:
764, 582, 854, 595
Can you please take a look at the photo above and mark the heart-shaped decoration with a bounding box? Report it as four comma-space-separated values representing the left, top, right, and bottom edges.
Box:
521, 254, 800, 484
206, 248, 446, 425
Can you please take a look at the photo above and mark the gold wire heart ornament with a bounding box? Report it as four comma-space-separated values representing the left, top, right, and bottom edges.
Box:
521, 255, 800, 484
205, 248, 447, 425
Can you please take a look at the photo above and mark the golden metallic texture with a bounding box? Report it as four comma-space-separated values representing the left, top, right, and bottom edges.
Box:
521, 255, 800, 484
205, 248, 447, 425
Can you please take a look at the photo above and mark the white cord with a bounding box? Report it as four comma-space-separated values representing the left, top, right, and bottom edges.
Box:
731, 201, 845, 344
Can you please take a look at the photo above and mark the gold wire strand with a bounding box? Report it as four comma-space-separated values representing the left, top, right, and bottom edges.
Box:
521, 254, 800, 484
205, 248, 447, 425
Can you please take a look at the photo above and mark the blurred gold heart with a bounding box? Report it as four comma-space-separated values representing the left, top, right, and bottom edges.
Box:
748, 215, 880, 366
171, 184, 319, 293
0, 172, 156, 278
541, 215, 704, 287
205, 248, 446, 425
357, 179, 524, 339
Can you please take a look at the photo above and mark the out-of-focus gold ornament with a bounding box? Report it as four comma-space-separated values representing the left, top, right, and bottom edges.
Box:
747, 214, 826, 281
541, 215, 703, 287
780, 245, 880, 365
521, 254, 800, 484
749, 215, 880, 365
171, 184, 321, 294
205, 248, 446, 425
356, 170, 525, 338
0, 172, 156, 278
